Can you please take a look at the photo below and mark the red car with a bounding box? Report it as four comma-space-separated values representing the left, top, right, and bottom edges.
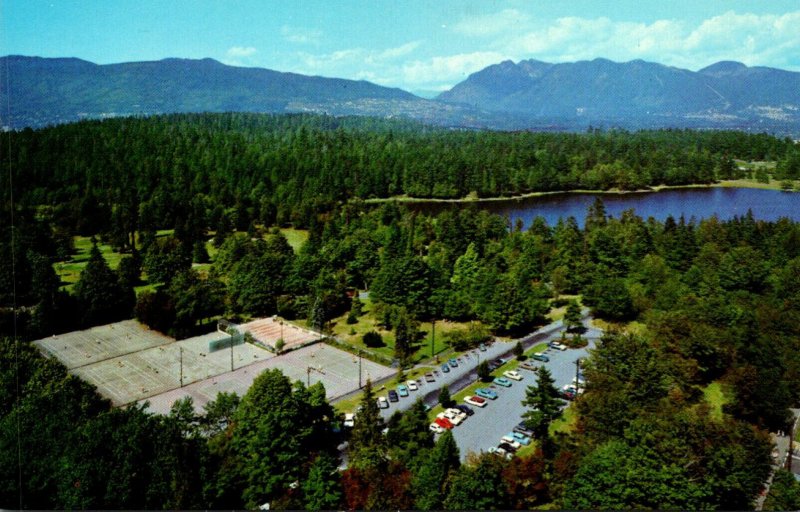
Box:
434, 417, 454, 429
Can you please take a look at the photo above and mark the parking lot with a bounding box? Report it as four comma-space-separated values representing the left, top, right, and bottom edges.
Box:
449, 333, 600, 460
374, 313, 604, 461
374, 320, 566, 421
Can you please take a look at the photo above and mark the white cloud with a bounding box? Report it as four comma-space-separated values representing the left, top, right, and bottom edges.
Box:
402, 51, 509, 87
226, 46, 257, 58
499, 10, 800, 70
293, 41, 428, 85
277, 9, 800, 91
378, 41, 422, 60
453, 9, 530, 37
280, 25, 322, 45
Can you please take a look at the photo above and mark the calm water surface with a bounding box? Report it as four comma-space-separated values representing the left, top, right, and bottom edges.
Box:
412, 188, 800, 228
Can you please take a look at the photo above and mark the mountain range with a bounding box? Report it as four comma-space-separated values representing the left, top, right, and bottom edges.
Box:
2, 55, 799, 133
438, 58, 800, 132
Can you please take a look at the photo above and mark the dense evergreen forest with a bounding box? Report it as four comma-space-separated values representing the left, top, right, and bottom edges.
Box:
3, 114, 800, 508
5, 198, 800, 508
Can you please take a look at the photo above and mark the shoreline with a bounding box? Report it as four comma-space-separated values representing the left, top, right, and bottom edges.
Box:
363, 179, 795, 205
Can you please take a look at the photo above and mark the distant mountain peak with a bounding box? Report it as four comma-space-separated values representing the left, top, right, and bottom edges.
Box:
699, 61, 748, 76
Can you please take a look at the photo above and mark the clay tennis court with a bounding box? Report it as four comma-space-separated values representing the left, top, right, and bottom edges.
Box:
239, 316, 320, 351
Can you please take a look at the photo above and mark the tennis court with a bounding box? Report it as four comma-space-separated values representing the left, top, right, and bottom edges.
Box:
33, 320, 172, 369
140, 342, 395, 415
239, 316, 320, 351
33, 318, 394, 415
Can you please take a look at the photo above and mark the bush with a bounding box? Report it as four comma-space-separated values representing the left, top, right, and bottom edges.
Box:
362, 331, 384, 348
445, 323, 492, 351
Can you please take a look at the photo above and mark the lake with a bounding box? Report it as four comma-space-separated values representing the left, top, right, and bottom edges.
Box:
410, 187, 800, 228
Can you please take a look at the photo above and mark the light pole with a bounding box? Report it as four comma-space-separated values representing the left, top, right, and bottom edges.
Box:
430, 318, 436, 359
179, 346, 184, 387
358, 349, 363, 389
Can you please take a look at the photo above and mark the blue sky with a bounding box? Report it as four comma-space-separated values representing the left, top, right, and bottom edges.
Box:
3, 1, 800, 93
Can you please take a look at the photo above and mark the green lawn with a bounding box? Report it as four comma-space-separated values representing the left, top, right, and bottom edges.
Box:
54, 236, 126, 290
702, 381, 730, 420
328, 298, 477, 365
279, 227, 309, 252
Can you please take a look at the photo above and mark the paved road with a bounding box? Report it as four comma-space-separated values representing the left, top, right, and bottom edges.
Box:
756, 408, 800, 510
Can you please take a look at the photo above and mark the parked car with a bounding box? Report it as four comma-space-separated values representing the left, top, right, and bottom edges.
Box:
425, 373, 435, 382
488, 446, 513, 460
406, 380, 418, 391
434, 416, 454, 429
498, 441, 520, 452
445, 408, 468, 424
377, 396, 389, 408
479, 343, 487, 352
494, 358, 507, 366
487, 361, 500, 371
343, 413, 355, 428
493, 377, 512, 387
429, 423, 445, 434
513, 422, 534, 437
504, 370, 523, 381
476, 388, 498, 400
454, 404, 475, 416
519, 361, 538, 371
449, 358, 458, 368
388, 390, 399, 402
397, 384, 409, 397
441, 364, 450, 373
500, 436, 523, 450
532, 353, 550, 362
506, 431, 531, 445
464, 395, 487, 407
548, 341, 568, 351
439, 410, 465, 426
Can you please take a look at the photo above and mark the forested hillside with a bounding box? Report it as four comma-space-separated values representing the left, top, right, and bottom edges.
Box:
4, 114, 800, 508
5, 197, 800, 508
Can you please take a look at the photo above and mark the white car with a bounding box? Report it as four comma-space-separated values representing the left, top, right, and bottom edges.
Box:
464, 396, 488, 408
343, 413, 355, 428
488, 446, 513, 460
429, 422, 445, 434
504, 370, 523, 381
437, 411, 463, 426
443, 408, 468, 425
406, 380, 418, 391
377, 396, 389, 408
500, 436, 522, 450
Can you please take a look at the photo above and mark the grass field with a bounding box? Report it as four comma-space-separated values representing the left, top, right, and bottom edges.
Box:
279, 228, 309, 252
328, 297, 472, 365
702, 381, 730, 420
54, 236, 126, 291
